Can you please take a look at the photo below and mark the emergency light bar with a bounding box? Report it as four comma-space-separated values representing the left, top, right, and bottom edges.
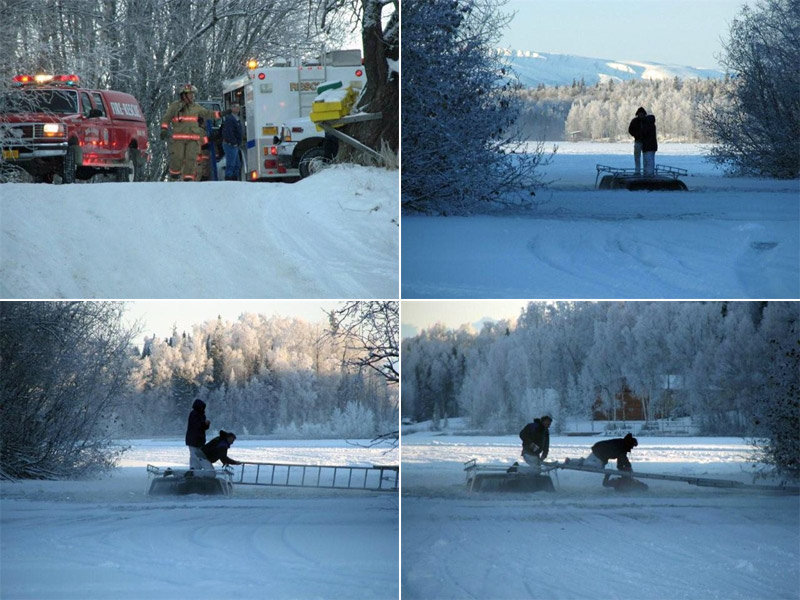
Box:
12, 74, 80, 86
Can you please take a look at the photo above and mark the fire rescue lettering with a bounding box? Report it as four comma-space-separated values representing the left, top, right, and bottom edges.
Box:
289, 82, 320, 92
110, 102, 142, 118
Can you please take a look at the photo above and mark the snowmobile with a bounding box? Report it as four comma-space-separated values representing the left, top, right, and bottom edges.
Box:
595, 164, 689, 191
146, 464, 233, 496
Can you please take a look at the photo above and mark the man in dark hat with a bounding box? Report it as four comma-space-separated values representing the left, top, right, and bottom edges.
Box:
185, 398, 210, 470
519, 415, 552, 469
628, 107, 647, 174
196, 430, 242, 476
585, 433, 639, 471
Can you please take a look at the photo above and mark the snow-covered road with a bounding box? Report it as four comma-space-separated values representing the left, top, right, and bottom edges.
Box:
1, 439, 399, 600
402, 144, 800, 299
0, 165, 399, 299
401, 433, 800, 600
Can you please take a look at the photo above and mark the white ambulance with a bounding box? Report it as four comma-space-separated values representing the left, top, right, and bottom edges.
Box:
222, 50, 365, 181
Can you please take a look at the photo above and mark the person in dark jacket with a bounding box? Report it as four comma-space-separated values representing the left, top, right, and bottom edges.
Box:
221, 103, 243, 180
628, 107, 647, 174
185, 398, 210, 470
640, 114, 658, 176
197, 430, 242, 476
519, 415, 552, 468
585, 433, 638, 471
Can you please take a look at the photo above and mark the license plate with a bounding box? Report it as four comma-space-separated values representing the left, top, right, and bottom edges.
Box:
262, 126, 278, 135
2, 149, 19, 160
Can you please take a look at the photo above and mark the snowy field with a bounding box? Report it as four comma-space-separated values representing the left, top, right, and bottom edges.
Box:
0, 165, 399, 299
0, 438, 399, 600
402, 143, 799, 299
401, 431, 800, 600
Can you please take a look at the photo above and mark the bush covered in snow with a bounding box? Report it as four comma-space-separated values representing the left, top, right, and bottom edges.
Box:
401, 0, 548, 214
700, 0, 800, 178
0, 302, 136, 479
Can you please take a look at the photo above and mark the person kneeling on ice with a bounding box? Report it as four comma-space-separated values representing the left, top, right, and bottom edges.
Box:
602, 473, 649, 493
519, 415, 552, 470
584, 433, 638, 471
195, 430, 243, 476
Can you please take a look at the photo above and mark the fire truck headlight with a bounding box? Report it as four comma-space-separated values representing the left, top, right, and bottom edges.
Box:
43, 123, 66, 136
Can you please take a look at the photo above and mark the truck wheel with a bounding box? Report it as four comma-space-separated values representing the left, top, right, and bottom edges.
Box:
61, 146, 77, 184
299, 147, 327, 178
116, 149, 142, 182
131, 148, 145, 182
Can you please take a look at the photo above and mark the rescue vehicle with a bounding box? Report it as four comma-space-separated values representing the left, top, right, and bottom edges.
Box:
221, 50, 365, 181
0, 74, 148, 183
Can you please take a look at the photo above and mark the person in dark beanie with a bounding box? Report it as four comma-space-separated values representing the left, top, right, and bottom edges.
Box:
640, 113, 658, 176
185, 398, 210, 470
585, 433, 639, 471
628, 107, 647, 174
519, 415, 552, 469
196, 430, 242, 476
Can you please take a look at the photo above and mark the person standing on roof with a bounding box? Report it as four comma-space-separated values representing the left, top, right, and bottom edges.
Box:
640, 113, 658, 176
185, 398, 210, 470
585, 433, 639, 471
221, 103, 243, 181
160, 84, 220, 181
519, 415, 552, 469
628, 107, 647, 175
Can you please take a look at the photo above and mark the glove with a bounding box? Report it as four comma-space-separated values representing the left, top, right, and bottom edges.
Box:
160, 129, 169, 141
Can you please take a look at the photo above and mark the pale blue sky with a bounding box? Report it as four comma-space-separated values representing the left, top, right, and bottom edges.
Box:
124, 301, 343, 347
401, 300, 530, 339
501, 0, 755, 69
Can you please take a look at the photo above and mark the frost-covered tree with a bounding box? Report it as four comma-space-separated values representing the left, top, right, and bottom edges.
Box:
751, 303, 799, 480
700, 0, 800, 178
0, 0, 353, 180
327, 301, 399, 385
0, 302, 138, 479
403, 302, 798, 440
402, 0, 548, 214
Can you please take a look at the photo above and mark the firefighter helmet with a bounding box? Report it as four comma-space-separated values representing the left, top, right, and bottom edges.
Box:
179, 83, 198, 96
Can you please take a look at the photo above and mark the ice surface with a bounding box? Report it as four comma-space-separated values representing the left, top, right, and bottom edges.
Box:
401, 432, 800, 600
402, 143, 800, 299
1, 439, 399, 600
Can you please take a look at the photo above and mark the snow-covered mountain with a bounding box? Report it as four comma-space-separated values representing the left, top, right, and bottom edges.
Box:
502, 49, 725, 87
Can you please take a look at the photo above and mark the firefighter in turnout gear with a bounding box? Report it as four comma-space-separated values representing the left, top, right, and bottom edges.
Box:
160, 84, 220, 180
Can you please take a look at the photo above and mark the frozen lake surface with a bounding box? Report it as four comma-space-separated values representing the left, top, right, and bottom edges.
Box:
401, 432, 800, 600
0, 438, 399, 600
402, 143, 799, 299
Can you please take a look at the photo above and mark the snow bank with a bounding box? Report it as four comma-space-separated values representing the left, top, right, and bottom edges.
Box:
401, 435, 800, 600
1, 439, 399, 600
1, 165, 399, 298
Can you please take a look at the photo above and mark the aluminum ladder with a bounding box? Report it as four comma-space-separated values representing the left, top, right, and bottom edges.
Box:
234, 461, 398, 492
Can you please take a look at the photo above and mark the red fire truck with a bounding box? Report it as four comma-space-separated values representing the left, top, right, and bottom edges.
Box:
1, 74, 149, 183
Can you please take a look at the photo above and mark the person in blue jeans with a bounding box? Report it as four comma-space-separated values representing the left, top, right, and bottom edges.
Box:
221, 103, 243, 180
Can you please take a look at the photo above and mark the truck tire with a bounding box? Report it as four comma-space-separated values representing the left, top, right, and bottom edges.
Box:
61, 146, 77, 184
131, 148, 145, 182
116, 149, 143, 182
298, 147, 327, 178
